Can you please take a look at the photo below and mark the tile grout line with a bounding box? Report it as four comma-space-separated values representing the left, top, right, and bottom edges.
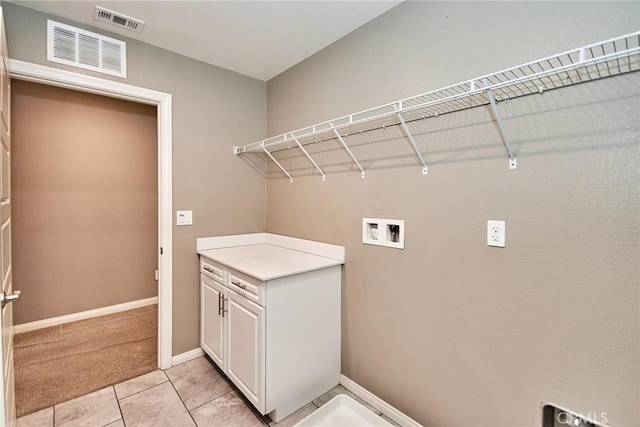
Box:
113, 385, 126, 427
171, 356, 268, 426
186, 388, 235, 413
177, 358, 246, 415
164, 367, 200, 426
114, 375, 169, 402
202, 355, 269, 425
206, 361, 268, 426
117, 380, 168, 405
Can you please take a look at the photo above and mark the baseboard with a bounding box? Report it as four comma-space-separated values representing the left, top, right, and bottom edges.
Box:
171, 348, 204, 366
340, 374, 422, 427
13, 297, 159, 334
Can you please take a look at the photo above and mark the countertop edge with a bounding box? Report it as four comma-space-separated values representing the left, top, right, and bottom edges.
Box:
196, 233, 345, 262
198, 249, 343, 281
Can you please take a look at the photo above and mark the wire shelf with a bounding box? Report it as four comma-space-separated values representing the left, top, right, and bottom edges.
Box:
234, 31, 640, 180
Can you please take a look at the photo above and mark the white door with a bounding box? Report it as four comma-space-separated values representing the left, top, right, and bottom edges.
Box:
201, 276, 225, 368
0, 6, 17, 427
226, 288, 264, 413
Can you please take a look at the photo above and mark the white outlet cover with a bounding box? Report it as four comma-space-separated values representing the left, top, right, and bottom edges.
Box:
176, 210, 193, 226
487, 220, 505, 247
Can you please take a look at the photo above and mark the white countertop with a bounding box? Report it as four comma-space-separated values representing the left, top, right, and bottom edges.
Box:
197, 234, 345, 281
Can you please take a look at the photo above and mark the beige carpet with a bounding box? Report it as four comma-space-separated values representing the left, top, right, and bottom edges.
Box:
14, 304, 158, 417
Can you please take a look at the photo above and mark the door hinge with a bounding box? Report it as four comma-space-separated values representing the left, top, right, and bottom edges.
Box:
160, 247, 163, 255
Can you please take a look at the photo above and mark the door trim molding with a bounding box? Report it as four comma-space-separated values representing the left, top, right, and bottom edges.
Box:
8, 59, 174, 369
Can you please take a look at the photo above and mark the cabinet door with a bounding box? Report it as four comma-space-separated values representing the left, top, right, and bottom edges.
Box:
226, 288, 265, 413
201, 276, 225, 368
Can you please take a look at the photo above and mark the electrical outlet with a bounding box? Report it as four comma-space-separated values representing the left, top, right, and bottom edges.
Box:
487, 220, 506, 247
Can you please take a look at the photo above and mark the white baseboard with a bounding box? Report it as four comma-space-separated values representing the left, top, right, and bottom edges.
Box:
340, 374, 422, 427
13, 297, 159, 334
171, 348, 204, 366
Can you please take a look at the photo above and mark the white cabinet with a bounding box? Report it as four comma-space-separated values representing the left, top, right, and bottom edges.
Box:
200, 275, 225, 368
201, 272, 265, 411
198, 235, 344, 423
225, 287, 264, 409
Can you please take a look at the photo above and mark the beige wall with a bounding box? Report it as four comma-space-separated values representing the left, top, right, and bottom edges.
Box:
11, 80, 158, 324
4, 2, 639, 424
2, 2, 266, 354
266, 2, 639, 427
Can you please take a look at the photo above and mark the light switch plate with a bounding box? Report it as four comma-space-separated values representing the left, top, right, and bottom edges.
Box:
176, 210, 193, 226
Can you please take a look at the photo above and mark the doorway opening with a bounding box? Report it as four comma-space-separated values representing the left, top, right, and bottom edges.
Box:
11, 79, 160, 415
7, 58, 173, 409
12, 80, 159, 324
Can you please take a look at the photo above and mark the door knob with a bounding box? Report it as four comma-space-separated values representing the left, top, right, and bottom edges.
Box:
1, 290, 20, 308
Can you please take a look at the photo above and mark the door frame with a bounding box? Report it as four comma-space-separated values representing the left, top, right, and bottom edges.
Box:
7, 58, 173, 369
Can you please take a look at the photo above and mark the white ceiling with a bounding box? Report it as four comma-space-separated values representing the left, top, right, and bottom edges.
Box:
10, 0, 401, 81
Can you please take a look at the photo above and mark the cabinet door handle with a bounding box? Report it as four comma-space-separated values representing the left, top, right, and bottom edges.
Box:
218, 293, 223, 316
231, 280, 246, 289
203, 266, 215, 273
222, 297, 228, 317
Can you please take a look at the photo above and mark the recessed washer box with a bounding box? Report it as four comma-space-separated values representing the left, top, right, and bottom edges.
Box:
362, 218, 404, 249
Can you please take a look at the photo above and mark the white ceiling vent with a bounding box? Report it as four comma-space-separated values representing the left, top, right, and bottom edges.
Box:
47, 20, 127, 78
93, 7, 145, 33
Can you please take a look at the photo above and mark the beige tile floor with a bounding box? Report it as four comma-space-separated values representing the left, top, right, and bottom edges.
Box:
17, 356, 400, 427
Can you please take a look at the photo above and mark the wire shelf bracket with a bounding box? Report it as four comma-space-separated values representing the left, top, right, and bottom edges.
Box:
483, 78, 518, 170
397, 110, 428, 175
233, 31, 640, 180
291, 135, 326, 181
331, 123, 366, 179
261, 144, 293, 183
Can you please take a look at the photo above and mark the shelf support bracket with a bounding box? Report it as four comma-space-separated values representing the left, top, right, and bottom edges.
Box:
261, 145, 293, 183
483, 78, 518, 170
330, 124, 366, 178
397, 112, 428, 175
291, 135, 326, 181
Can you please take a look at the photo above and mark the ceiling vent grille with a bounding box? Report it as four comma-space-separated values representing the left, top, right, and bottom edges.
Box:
47, 20, 127, 78
94, 6, 145, 33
